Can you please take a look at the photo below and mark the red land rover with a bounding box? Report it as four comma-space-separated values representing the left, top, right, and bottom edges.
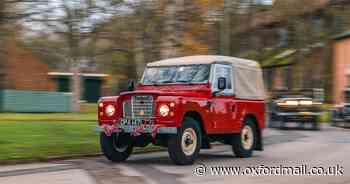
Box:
98, 55, 266, 165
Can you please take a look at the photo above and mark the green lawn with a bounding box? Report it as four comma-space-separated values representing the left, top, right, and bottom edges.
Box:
0, 112, 161, 163
0, 121, 100, 162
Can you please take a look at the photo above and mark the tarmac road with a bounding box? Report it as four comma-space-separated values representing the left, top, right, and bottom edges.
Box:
1, 125, 349, 184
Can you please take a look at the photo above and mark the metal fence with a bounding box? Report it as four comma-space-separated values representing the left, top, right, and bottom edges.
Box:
0, 90, 72, 112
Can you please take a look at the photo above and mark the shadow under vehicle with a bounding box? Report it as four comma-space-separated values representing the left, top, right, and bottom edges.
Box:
269, 89, 324, 130
331, 88, 350, 128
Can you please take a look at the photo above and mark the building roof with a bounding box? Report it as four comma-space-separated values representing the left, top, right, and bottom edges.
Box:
260, 49, 297, 68
147, 55, 260, 69
333, 31, 350, 40
48, 72, 109, 78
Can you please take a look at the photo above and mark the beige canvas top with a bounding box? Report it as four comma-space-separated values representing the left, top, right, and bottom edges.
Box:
147, 55, 259, 69
147, 55, 266, 100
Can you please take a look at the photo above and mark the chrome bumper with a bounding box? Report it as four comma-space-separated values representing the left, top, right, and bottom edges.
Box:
95, 125, 178, 134
275, 112, 322, 116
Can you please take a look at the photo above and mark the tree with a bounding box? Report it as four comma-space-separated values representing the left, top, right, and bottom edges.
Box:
26, 0, 127, 111
159, 0, 185, 59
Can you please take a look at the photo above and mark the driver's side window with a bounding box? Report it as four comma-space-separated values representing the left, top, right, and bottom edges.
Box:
212, 64, 233, 95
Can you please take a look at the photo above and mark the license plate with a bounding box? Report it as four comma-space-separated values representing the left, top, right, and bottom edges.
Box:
119, 118, 155, 133
119, 118, 154, 126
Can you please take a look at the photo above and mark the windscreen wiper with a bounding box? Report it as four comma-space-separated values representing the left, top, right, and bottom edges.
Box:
159, 80, 174, 84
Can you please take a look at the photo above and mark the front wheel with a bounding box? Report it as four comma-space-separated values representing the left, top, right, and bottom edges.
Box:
100, 133, 133, 162
232, 119, 257, 158
168, 117, 202, 165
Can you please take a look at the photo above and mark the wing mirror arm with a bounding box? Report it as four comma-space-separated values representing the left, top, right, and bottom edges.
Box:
128, 80, 135, 91
213, 91, 220, 96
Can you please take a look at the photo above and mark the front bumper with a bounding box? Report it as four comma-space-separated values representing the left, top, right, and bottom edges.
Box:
332, 114, 350, 122
274, 112, 321, 122
95, 124, 178, 136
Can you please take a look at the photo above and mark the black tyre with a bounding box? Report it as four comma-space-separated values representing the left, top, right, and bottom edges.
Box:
232, 118, 257, 158
168, 117, 202, 165
268, 113, 274, 128
100, 133, 133, 162
279, 121, 287, 130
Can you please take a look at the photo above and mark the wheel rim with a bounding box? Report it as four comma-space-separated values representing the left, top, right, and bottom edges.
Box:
181, 128, 197, 156
112, 133, 128, 152
241, 125, 254, 150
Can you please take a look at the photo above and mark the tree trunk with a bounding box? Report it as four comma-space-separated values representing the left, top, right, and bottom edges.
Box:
134, 33, 146, 79
160, 0, 185, 59
0, 2, 6, 112
71, 64, 81, 112
132, 2, 147, 80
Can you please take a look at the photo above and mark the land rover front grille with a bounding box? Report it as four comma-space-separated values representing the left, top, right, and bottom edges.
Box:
123, 95, 154, 118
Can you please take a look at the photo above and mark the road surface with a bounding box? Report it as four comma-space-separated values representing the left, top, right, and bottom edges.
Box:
1, 125, 349, 184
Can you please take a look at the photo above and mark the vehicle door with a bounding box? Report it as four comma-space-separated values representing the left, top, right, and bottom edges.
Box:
210, 64, 236, 133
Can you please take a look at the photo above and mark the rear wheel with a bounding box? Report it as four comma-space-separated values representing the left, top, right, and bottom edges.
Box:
269, 113, 280, 128
168, 117, 202, 165
232, 119, 257, 158
100, 133, 133, 162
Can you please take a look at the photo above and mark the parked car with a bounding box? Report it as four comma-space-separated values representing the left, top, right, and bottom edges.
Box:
331, 89, 350, 127
269, 89, 323, 130
97, 55, 266, 165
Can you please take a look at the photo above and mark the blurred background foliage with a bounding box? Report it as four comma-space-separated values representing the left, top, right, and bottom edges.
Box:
1, 0, 350, 101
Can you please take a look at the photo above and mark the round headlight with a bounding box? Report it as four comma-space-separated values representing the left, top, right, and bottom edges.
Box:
159, 104, 170, 117
105, 105, 116, 117
98, 102, 104, 108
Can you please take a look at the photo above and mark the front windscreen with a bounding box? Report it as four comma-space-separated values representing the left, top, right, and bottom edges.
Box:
141, 64, 210, 85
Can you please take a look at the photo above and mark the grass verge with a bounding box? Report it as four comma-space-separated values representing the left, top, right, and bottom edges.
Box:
0, 120, 162, 164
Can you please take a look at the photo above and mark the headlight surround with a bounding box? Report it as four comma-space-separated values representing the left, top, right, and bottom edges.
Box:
299, 100, 313, 106
159, 104, 170, 117
285, 101, 299, 106
277, 101, 299, 106
105, 104, 116, 117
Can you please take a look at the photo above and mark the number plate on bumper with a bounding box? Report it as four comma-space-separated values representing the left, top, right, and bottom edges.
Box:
119, 118, 155, 133
118, 118, 177, 134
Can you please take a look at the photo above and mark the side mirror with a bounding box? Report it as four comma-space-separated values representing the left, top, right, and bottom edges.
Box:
218, 77, 227, 90
128, 80, 135, 91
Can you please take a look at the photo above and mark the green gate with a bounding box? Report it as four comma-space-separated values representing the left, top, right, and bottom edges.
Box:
83, 78, 102, 103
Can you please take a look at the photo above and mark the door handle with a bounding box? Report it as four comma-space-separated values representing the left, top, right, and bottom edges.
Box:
205, 101, 212, 109
231, 104, 236, 112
